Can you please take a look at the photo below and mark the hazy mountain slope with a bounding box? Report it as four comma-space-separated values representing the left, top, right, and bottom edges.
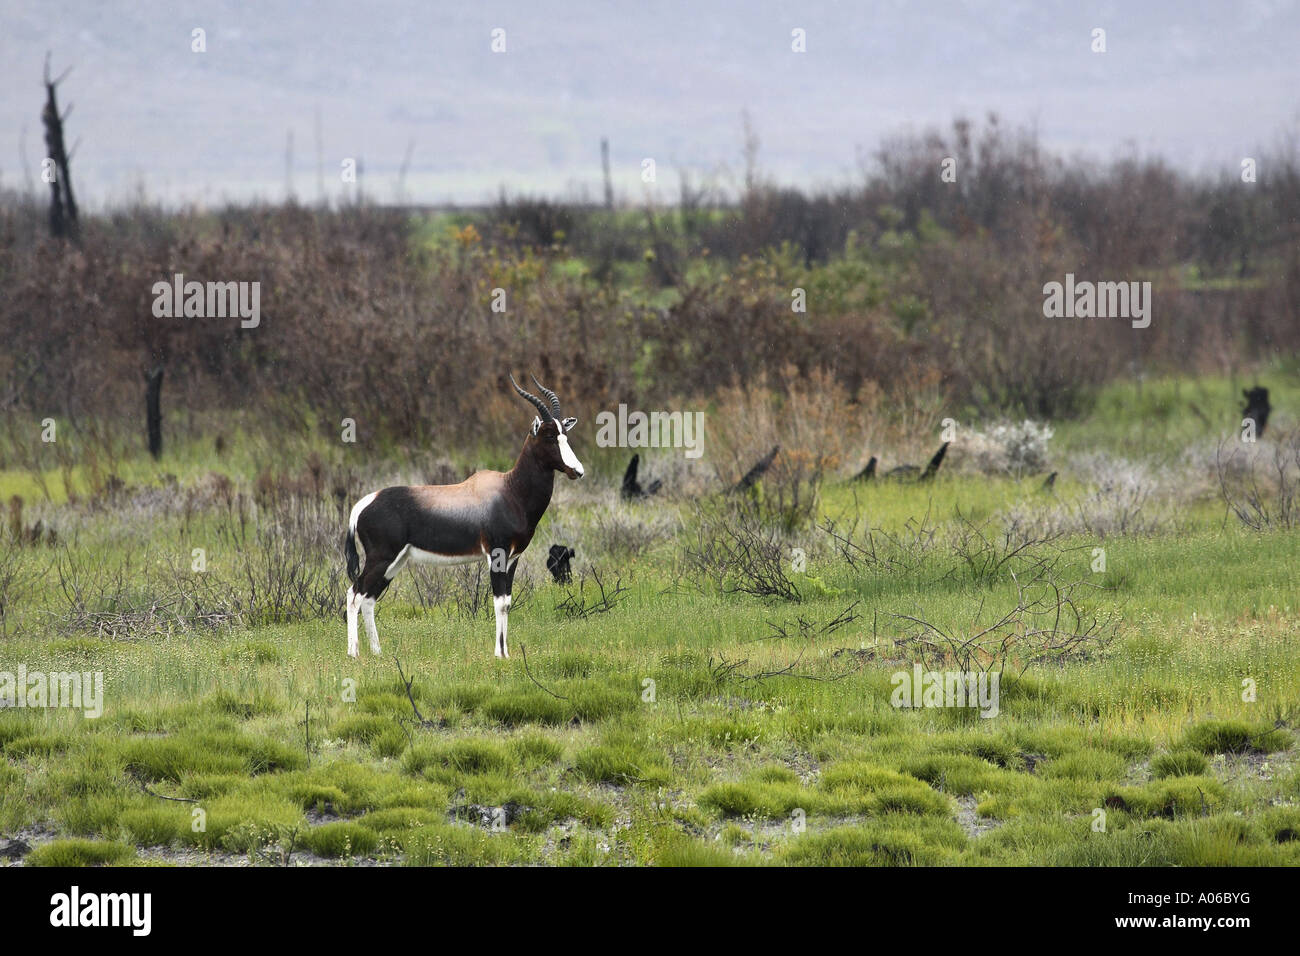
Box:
2, 0, 1296, 206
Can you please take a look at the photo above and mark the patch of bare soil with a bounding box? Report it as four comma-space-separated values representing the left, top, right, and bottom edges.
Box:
955, 795, 1002, 838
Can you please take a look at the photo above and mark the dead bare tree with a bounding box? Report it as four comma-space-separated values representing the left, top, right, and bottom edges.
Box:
41, 54, 78, 239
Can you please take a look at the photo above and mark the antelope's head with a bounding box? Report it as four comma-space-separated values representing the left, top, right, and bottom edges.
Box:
510, 374, 584, 480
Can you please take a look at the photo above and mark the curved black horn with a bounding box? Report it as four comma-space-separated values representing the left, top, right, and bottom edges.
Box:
509, 374, 554, 421
530, 375, 564, 418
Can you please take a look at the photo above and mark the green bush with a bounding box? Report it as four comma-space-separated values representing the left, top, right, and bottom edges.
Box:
26, 839, 136, 867
1150, 750, 1210, 778
303, 821, 380, 858
1180, 720, 1288, 755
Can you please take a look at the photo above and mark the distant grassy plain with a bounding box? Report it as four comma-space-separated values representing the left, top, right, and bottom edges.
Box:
2, 373, 1299, 867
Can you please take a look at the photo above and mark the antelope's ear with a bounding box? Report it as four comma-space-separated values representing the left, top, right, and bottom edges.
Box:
561, 417, 577, 433
532, 416, 543, 436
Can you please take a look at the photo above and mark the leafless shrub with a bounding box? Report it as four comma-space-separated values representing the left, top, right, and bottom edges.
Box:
710, 602, 865, 686
405, 561, 535, 621
51, 546, 240, 639
51, 486, 345, 636
709, 366, 861, 529
752, 601, 862, 646
0, 540, 42, 636
893, 573, 1116, 677
944, 513, 1064, 587
1075, 480, 1163, 537
1216, 431, 1300, 530
406, 562, 485, 619
685, 497, 801, 601
213, 494, 343, 625
818, 499, 939, 575
555, 564, 628, 619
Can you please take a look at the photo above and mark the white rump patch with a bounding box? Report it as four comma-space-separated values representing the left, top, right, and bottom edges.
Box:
349, 492, 378, 532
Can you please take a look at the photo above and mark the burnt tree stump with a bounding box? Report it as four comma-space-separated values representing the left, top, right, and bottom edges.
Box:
731, 445, 779, 494
145, 365, 164, 459
1242, 386, 1271, 437
547, 545, 575, 584
919, 442, 950, 482
621, 453, 662, 500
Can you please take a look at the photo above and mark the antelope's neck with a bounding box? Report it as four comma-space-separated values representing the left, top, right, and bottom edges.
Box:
507, 439, 555, 525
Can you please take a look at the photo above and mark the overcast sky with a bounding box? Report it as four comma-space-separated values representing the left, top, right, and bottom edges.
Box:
3, 0, 1298, 208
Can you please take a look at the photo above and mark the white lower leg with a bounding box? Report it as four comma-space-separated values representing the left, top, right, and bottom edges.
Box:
346, 587, 360, 658
361, 597, 381, 654
494, 594, 511, 659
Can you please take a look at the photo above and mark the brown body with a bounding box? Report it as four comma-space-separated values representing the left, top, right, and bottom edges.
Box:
354, 431, 563, 577
343, 381, 583, 659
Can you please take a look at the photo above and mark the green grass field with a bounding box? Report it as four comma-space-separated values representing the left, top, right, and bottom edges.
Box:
2, 376, 1299, 867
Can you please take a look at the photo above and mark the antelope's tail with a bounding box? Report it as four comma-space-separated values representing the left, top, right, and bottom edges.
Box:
344, 528, 361, 584
345, 492, 376, 585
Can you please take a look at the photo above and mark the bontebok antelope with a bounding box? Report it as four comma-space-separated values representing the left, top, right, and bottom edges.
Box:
343, 375, 584, 658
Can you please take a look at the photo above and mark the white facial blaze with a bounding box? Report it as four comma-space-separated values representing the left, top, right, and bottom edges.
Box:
557, 432, 584, 476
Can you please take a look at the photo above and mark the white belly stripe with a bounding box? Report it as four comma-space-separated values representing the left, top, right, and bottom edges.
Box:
405, 546, 481, 567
